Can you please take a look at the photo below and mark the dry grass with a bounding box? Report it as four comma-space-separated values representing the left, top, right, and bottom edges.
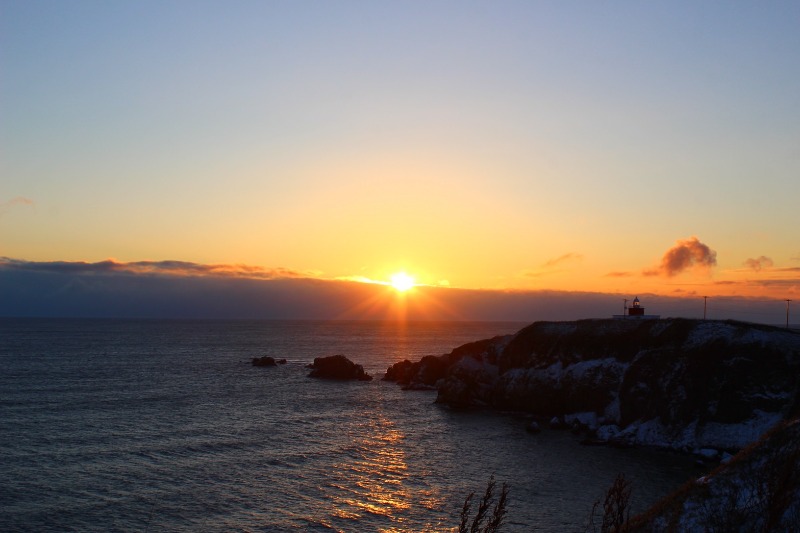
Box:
458, 475, 510, 533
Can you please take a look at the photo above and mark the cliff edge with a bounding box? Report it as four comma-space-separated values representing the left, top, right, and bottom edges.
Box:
626, 417, 800, 531
385, 318, 800, 453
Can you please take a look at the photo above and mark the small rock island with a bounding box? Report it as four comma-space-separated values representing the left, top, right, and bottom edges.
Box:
308, 354, 373, 381
251, 356, 287, 367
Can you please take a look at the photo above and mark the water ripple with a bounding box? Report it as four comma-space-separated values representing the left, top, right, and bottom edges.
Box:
0, 319, 701, 532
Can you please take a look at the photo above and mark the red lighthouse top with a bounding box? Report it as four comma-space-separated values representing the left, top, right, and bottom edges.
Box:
628, 297, 645, 316
614, 296, 659, 320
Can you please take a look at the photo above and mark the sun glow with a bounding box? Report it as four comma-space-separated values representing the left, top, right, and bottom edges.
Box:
390, 272, 415, 292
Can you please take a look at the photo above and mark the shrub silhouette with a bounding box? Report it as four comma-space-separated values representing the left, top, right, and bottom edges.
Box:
587, 473, 632, 533
459, 475, 510, 533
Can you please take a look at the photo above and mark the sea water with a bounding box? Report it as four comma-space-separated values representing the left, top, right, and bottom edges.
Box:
0, 319, 700, 532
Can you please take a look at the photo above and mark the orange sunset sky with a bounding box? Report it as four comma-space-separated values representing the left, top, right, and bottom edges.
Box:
2, 2, 799, 320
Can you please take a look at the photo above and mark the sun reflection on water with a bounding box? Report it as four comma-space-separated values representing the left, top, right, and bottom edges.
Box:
327, 414, 435, 530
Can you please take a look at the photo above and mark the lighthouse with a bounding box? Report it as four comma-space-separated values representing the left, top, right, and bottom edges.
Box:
628, 297, 644, 316
613, 296, 660, 319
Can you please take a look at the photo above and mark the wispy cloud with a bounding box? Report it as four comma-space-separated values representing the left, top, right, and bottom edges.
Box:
743, 256, 774, 272
336, 275, 379, 284
0, 257, 314, 280
703, 271, 800, 295
733, 276, 800, 294
522, 253, 584, 278
543, 253, 584, 268
0, 197, 34, 217
604, 271, 633, 278
643, 236, 717, 277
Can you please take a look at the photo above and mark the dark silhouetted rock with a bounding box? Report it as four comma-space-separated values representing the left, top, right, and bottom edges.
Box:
383, 355, 452, 389
308, 354, 372, 381
389, 318, 800, 452
276, 358, 287, 365
382, 336, 510, 391
252, 356, 277, 367
383, 359, 414, 383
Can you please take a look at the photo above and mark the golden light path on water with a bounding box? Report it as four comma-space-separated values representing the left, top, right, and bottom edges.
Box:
326, 412, 446, 532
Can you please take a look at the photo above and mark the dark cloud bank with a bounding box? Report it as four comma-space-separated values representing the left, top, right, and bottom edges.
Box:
0, 265, 607, 321
0, 258, 788, 325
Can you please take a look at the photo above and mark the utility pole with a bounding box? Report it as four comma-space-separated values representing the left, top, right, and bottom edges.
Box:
623, 299, 628, 316
787, 299, 792, 329
703, 296, 708, 320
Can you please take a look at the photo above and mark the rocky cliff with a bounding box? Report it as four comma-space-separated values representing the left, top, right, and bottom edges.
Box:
626, 417, 800, 531
385, 318, 800, 453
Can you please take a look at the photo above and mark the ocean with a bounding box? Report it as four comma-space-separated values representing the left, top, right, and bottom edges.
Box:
0, 319, 700, 532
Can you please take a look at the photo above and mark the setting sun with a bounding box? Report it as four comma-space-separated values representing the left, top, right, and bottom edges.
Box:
390, 272, 415, 292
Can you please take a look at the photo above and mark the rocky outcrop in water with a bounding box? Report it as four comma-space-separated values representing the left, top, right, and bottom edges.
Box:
251, 356, 287, 367
383, 337, 508, 390
308, 354, 372, 381
387, 318, 800, 453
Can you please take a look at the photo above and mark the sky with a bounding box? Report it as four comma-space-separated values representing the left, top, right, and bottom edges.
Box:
2, 1, 799, 322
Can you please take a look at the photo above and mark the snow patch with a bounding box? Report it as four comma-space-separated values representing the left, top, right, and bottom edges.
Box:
563, 357, 624, 381
696, 410, 784, 450
686, 321, 736, 347
696, 448, 719, 460
603, 396, 620, 422
542, 360, 564, 379
595, 424, 621, 441
565, 411, 598, 429
614, 418, 673, 448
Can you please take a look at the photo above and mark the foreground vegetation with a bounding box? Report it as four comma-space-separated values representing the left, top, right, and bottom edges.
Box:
459, 476, 509, 533
459, 474, 631, 533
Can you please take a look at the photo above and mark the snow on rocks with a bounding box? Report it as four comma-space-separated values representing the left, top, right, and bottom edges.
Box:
595, 424, 621, 441
696, 448, 720, 460
626, 418, 800, 532
425, 318, 800, 453
564, 411, 598, 430
695, 410, 784, 450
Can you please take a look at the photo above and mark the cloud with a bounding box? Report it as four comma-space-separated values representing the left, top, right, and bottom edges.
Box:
0, 197, 34, 217
335, 275, 377, 284
644, 236, 717, 277
523, 253, 583, 278
696, 275, 800, 297
743, 256, 774, 272
2, 256, 797, 322
543, 253, 584, 268
605, 271, 633, 278
0, 257, 312, 280
0, 265, 668, 321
